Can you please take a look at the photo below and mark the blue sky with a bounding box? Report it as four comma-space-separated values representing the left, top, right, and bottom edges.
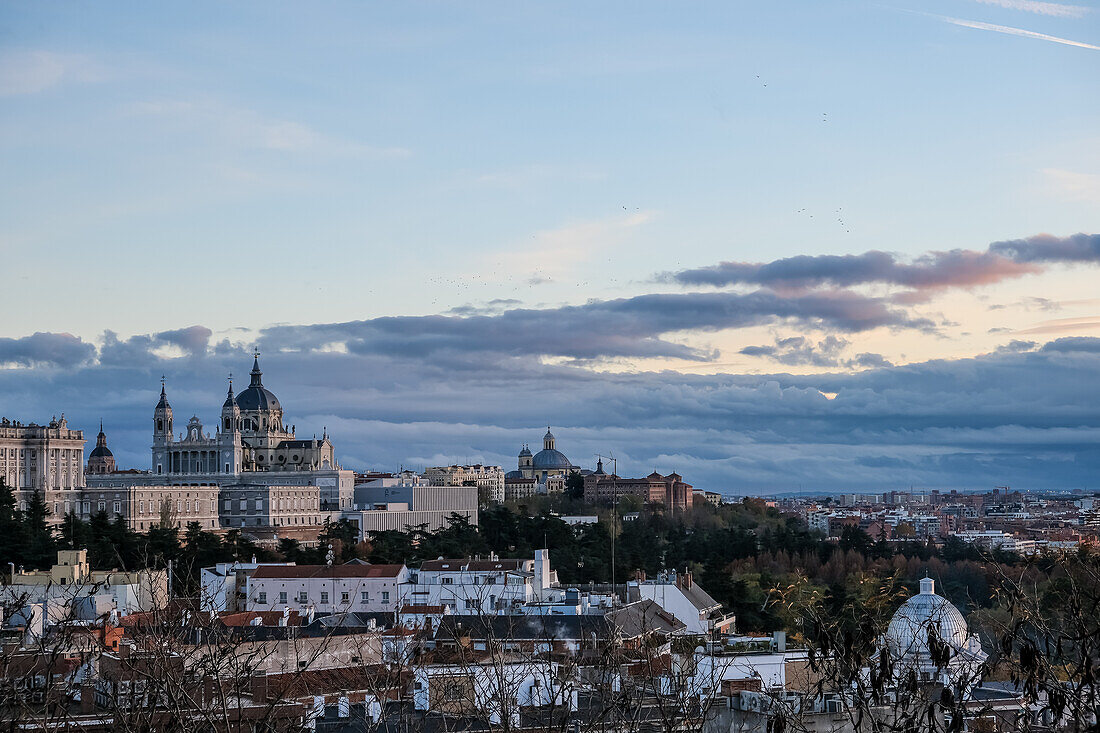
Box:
1, 1, 1098, 492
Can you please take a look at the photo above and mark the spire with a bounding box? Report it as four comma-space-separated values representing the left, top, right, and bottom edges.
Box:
250, 352, 263, 387
223, 373, 237, 409
156, 376, 171, 410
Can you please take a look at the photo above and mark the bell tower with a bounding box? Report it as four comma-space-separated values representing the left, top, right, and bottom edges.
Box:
152, 378, 174, 475
219, 374, 243, 475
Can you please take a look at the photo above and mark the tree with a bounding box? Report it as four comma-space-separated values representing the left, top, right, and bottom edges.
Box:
564, 471, 584, 500
23, 489, 55, 569
0, 478, 27, 571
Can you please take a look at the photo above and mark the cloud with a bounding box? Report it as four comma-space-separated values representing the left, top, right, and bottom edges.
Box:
668, 233, 1099, 298
0, 50, 103, 96
669, 248, 1039, 291
939, 15, 1100, 51
1040, 336, 1100, 352
487, 211, 654, 282
4, 330, 1100, 492
126, 99, 410, 157
0, 332, 96, 368
972, 0, 1089, 18
1041, 169, 1100, 204
259, 289, 929, 363
994, 339, 1038, 353
155, 326, 213, 356
989, 232, 1100, 263
740, 335, 851, 367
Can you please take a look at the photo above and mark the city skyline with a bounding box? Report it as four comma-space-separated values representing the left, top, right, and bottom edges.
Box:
2, 1, 1099, 491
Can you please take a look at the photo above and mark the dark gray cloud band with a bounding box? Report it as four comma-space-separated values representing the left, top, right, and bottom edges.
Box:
668, 233, 1099, 292
2, 335, 1099, 492
259, 289, 928, 361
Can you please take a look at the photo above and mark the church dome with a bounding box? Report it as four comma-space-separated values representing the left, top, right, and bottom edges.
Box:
886, 578, 969, 659
89, 443, 113, 459
235, 356, 281, 412
531, 448, 573, 471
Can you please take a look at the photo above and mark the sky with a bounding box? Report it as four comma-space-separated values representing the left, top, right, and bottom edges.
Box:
1, 1, 1099, 493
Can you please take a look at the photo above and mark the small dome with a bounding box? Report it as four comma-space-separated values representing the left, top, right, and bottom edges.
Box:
89, 444, 113, 459
886, 578, 969, 659
531, 448, 573, 470
519, 445, 532, 457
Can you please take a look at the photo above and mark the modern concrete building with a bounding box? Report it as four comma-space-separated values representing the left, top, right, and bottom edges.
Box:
346, 484, 478, 538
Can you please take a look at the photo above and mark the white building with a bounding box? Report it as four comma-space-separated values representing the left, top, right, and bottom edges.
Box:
883, 577, 987, 686
425, 464, 505, 503
244, 562, 410, 615
1, 550, 168, 635
346, 484, 478, 538
0, 415, 85, 523
406, 550, 556, 614
199, 560, 297, 613
629, 570, 735, 636
413, 658, 573, 723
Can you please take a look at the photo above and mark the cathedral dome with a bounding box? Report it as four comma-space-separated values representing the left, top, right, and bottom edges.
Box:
235, 356, 282, 412
886, 577, 969, 659
89, 443, 113, 459
90, 423, 113, 457
531, 448, 572, 471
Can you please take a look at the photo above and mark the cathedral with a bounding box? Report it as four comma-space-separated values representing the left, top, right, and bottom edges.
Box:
506, 427, 579, 482
84, 355, 355, 532
151, 355, 336, 478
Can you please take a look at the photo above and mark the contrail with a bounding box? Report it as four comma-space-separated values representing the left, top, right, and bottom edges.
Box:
973, 0, 1088, 19
942, 15, 1100, 50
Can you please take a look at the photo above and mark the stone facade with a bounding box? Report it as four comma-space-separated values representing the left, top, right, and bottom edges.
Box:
0, 415, 85, 522
77, 481, 221, 531
583, 471, 694, 510
425, 464, 504, 503
86, 355, 354, 531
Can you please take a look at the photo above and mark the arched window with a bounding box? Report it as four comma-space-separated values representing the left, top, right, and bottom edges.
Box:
224, 418, 230, 430
157, 419, 163, 431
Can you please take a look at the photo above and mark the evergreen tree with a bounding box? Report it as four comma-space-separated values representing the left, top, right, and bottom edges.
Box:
23, 489, 56, 569
0, 478, 28, 570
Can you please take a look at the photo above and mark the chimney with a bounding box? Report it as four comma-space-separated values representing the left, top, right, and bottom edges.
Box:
251, 671, 268, 702
204, 676, 218, 705
80, 683, 96, 714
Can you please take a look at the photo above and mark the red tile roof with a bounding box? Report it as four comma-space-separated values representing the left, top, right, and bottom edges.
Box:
219, 610, 302, 627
